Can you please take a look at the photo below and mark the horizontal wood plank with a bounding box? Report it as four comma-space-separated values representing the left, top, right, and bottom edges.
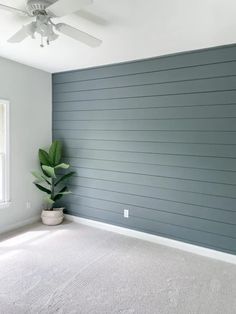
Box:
53, 44, 236, 254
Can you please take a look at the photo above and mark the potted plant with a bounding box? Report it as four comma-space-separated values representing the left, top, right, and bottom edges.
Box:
32, 140, 75, 225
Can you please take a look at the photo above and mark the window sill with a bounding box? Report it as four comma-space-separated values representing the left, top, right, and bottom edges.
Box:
0, 202, 11, 209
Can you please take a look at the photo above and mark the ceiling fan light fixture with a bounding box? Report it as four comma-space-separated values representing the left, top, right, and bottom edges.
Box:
0, 0, 102, 48
33, 16, 59, 47
26, 0, 50, 15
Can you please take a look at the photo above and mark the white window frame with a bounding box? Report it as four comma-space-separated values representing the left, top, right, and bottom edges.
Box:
0, 99, 10, 208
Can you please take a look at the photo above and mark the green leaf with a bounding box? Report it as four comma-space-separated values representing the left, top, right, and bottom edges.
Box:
32, 171, 45, 182
38, 149, 51, 166
53, 186, 71, 202
55, 163, 70, 169
42, 166, 56, 178
45, 196, 55, 206
31, 171, 51, 185
53, 191, 71, 202
49, 140, 62, 166
34, 183, 51, 195
58, 186, 68, 194
53, 193, 64, 202
40, 164, 50, 178
55, 171, 75, 186
59, 191, 71, 195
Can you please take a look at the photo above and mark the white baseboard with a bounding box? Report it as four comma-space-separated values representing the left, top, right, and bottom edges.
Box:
0, 215, 40, 235
65, 214, 236, 265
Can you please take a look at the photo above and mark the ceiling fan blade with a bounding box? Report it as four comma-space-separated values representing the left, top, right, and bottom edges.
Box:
7, 26, 29, 43
0, 4, 29, 16
56, 23, 102, 47
48, 0, 93, 18
76, 10, 108, 26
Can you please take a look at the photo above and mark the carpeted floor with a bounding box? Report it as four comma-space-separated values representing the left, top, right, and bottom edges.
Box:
0, 221, 235, 314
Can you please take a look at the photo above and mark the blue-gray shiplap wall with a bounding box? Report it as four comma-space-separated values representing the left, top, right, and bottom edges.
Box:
53, 45, 236, 255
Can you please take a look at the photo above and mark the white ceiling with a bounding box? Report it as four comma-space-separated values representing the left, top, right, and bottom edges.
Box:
0, 0, 236, 73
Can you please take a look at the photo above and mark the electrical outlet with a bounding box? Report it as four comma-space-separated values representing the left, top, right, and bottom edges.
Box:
124, 209, 129, 218
26, 201, 31, 209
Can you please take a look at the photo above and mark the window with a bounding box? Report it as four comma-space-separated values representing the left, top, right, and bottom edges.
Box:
0, 100, 9, 206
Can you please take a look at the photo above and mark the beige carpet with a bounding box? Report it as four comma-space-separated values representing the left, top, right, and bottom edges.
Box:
0, 221, 235, 314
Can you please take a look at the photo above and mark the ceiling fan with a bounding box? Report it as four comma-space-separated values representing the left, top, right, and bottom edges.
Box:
0, 0, 102, 47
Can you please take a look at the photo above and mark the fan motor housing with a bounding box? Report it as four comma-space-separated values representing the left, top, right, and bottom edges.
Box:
26, 0, 51, 15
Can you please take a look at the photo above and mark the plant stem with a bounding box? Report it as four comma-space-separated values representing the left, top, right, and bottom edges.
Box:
51, 177, 55, 211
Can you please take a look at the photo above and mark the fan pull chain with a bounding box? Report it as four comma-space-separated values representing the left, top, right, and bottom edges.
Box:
40, 35, 44, 48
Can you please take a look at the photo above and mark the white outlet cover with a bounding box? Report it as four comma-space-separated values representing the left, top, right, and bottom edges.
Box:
124, 209, 129, 218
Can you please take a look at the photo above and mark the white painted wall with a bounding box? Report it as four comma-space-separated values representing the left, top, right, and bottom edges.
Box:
0, 57, 51, 231
0, 104, 3, 152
